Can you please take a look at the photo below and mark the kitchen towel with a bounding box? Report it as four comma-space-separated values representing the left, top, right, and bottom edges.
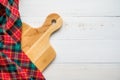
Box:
0, 0, 45, 79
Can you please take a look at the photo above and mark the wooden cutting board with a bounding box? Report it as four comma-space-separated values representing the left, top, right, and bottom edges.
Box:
21, 13, 63, 72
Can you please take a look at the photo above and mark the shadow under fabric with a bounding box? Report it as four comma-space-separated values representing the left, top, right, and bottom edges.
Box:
0, 0, 45, 79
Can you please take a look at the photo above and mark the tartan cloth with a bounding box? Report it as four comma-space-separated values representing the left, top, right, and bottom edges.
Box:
0, 0, 45, 80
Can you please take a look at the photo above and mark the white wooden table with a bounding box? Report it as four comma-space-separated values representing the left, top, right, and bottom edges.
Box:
20, 0, 120, 80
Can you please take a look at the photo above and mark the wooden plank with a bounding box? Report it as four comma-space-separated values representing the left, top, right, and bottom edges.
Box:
50, 40, 120, 63
20, 0, 120, 17
43, 64, 120, 80
21, 17, 120, 40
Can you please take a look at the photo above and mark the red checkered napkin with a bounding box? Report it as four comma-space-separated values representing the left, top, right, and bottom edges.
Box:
0, 0, 45, 79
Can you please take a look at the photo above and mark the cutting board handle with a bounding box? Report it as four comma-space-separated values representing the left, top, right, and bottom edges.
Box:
38, 13, 63, 36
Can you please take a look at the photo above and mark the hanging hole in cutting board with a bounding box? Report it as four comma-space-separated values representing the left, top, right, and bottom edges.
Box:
51, 19, 56, 25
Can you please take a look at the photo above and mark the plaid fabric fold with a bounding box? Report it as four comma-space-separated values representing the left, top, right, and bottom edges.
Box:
0, 0, 45, 79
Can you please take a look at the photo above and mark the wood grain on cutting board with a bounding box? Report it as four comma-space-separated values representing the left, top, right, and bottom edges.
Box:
22, 13, 63, 72
20, 0, 120, 80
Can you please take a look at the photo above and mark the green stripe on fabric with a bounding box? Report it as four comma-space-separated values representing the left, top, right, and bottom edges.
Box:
14, 60, 21, 66
29, 63, 37, 70
7, 64, 17, 72
8, 0, 14, 5
12, 43, 21, 52
14, 18, 22, 27
5, 8, 11, 17
0, 42, 3, 51
0, 16, 6, 24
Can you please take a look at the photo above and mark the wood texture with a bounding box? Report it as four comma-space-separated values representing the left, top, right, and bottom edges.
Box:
20, 0, 120, 79
43, 64, 120, 80
21, 13, 63, 72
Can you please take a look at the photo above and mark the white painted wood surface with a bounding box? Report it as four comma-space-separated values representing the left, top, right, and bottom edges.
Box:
19, 0, 120, 80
